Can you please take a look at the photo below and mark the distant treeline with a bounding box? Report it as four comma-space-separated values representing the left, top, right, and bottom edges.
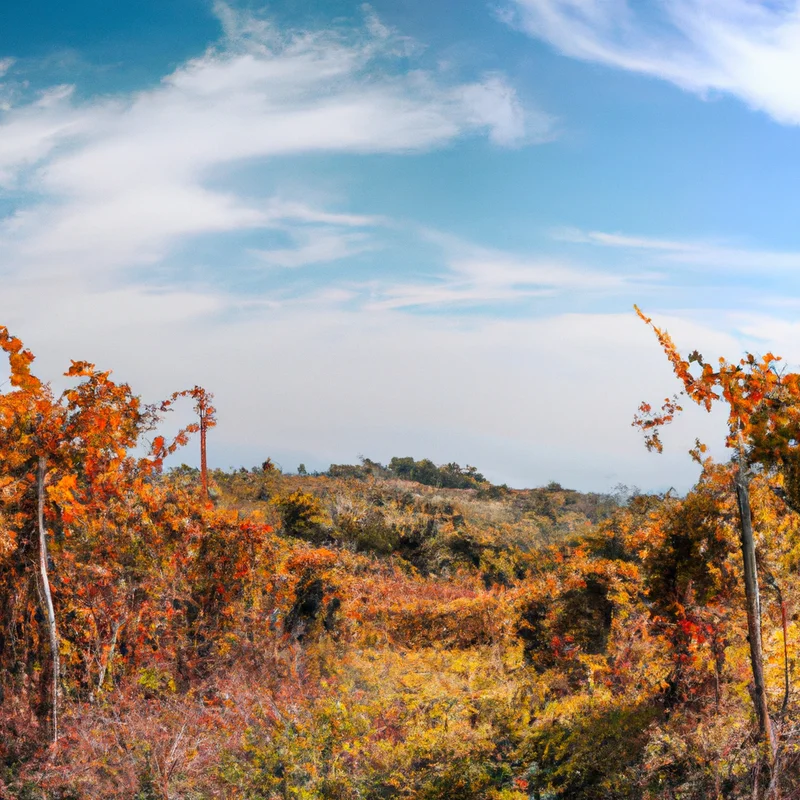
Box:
320, 456, 490, 489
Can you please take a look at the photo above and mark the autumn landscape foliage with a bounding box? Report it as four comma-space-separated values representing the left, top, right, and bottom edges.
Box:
4, 317, 800, 799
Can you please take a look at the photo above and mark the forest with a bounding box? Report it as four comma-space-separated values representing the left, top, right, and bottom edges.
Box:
3, 312, 800, 800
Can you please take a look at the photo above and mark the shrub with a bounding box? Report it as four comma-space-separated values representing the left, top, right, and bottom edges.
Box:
272, 490, 330, 541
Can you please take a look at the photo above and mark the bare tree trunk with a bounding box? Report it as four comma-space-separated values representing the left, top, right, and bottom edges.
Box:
765, 574, 791, 718
734, 469, 776, 762
200, 407, 208, 500
37, 456, 60, 743
779, 596, 790, 717
96, 618, 123, 697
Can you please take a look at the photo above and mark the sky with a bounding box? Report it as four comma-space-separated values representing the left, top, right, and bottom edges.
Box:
4, 0, 800, 491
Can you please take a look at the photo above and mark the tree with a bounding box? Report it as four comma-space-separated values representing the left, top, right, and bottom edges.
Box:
0, 329, 160, 741
631, 305, 800, 765
0, 327, 218, 743
388, 456, 415, 479
161, 386, 217, 500
0, 328, 63, 742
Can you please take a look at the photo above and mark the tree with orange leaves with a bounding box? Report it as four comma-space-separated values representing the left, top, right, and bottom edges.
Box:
160, 387, 217, 500
0, 326, 215, 743
0, 326, 62, 741
632, 305, 800, 770
0, 329, 154, 740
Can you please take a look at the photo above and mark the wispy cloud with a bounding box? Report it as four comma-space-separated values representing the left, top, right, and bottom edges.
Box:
365, 232, 649, 310
504, 0, 800, 126
558, 227, 800, 270
253, 228, 376, 269
0, 3, 549, 284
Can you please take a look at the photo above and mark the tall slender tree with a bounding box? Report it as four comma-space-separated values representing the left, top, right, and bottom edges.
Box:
161, 387, 217, 500
631, 305, 800, 763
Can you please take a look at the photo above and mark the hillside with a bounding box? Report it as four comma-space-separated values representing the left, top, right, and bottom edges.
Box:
5, 456, 798, 799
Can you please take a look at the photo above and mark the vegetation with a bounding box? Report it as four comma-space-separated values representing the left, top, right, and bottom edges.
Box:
4, 314, 800, 798
324, 456, 490, 490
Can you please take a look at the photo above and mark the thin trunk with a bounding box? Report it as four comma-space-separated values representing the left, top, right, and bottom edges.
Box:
199, 401, 208, 500
712, 620, 726, 715
96, 618, 123, 696
763, 572, 791, 718
779, 595, 790, 717
37, 456, 60, 743
766, 756, 783, 800
734, 470, 776, 761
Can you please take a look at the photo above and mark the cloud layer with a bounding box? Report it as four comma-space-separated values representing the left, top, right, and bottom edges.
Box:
558, 227, 800, 271
505, 0, 800, 125
0, 2, 543, 285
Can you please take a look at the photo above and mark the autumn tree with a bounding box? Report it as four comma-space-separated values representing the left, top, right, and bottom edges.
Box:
632, 306, 800, 767
0, 327, 220, 744
0, 329, 163, 740
161, 386, 217, 499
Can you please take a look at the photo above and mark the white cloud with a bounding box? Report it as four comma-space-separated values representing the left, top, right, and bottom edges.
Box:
558, 227, 800, 271
0, 3, 546, 280
0, 85, 97, 187
366, 233, 650, 310
505, 0, 800, 125
459, 73, 553, 145
253, 228, 376, 268
260, 200, 382, 229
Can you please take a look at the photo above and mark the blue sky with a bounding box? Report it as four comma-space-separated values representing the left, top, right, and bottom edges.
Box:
4, 0, 800, 490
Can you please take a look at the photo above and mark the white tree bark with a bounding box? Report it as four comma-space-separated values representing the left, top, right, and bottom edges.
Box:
37, 456, 60, 743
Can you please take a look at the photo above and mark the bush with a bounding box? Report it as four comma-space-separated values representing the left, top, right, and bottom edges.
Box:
272, 490, 330, 541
